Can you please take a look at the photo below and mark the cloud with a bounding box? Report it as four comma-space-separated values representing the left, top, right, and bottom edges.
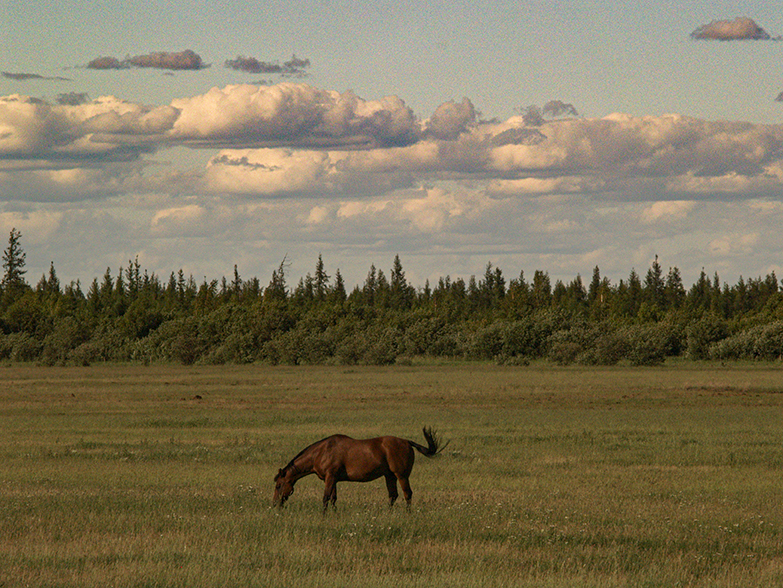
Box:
168, 84, 419, 149
196, 110, 783, 201
225, 55, 311, 77
87, 50, 208, 71
542, 100, 579, 118
2, 71, 71, 82
151, 204, 208, 236
690, 17, 777, 41
0, 94, 178, 172
641, 201, 696, 224
400, 187, 473, 232
126, 49, 207, 70
485, 112, 783, 197
515, 100, 578, 127
424, 98, 476, 140
203, 149, 335, 196
86, 57, 128, 70
56, 92, 90, 106
3, 83, 783, 204
709, 232, 759, 255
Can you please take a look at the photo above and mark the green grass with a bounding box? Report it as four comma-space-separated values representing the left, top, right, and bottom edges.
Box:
1, 363, 783, 587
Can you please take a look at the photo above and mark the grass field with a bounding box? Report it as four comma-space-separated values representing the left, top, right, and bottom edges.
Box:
1, 362, 782, 587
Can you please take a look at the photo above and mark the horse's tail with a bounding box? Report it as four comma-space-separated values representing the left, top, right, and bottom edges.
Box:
409, 426, 449, 457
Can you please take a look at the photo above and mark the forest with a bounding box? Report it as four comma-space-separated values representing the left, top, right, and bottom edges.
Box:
1, 228, 782, 366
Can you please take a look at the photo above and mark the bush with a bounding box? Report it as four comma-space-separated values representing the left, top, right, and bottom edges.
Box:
546, 321, 607, 365
686, 315, 729, 360
69, 327, 129, 364
358, 324, 401, 365
549, 340, 583, 366
262, 326, 334, 365
40, 317, 89, 366
576, 332, 630, 366
7, 332, 41, 362
710, 321, 783, 361
620, 324, 673, 366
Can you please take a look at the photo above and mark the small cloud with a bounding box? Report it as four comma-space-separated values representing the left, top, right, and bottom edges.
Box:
690, 17, 777, 41
775, 91, 783, 102
490, 127, 546, 146
518, 105, 545, 127
127, 49, 208, 70
86, 56, 128, 70
225, 56, 280, 74
709, 232, 759, 255
2, 71, 71, 81
306, 205, 330, 225
56, 92, 90, 106
641, 201, 695, 224
225, 54, 310, 77
542, 100, 579, 118
86, 50, 208, 71
282, 55, 311, 77
425, 98, 476, 140
515, 100, 580, 126
151, 205, 207, 235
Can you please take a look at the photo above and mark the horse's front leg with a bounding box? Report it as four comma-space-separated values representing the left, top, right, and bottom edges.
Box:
385, 474, 399, 507
323, 475, 338, 512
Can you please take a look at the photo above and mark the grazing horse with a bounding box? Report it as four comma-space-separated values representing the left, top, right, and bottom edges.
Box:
273, 427, 447, 511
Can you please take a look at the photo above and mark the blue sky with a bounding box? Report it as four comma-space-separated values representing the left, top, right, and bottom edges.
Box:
1, 1, 782, 290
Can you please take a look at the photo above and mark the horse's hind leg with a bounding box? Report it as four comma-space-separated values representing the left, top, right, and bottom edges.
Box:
385, 474, 399, 507
398, 477, 413, 509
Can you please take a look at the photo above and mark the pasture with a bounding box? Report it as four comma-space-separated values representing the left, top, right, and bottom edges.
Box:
1, 362, 782, 587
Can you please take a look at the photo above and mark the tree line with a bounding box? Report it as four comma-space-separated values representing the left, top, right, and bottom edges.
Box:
1, 228, 782, 366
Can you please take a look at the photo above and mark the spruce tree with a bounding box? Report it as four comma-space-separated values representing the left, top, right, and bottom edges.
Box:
1, 228, 27, 296
314, 254, 329, 301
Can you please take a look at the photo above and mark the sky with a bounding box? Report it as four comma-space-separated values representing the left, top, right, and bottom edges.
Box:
1, 1, 783, 291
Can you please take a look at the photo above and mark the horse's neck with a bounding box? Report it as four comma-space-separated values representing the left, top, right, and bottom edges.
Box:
289, 451, 316, 480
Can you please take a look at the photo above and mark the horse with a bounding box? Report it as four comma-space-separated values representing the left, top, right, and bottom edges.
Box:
273, 426, 448, 511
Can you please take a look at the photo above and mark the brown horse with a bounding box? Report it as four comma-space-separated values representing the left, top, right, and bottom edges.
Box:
273, 427, 447, 511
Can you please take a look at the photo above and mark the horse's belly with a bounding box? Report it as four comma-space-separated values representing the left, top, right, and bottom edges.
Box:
342, 464, 385, 482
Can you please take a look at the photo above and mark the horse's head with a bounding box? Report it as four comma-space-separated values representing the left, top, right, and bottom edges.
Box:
273, 467, 295, 507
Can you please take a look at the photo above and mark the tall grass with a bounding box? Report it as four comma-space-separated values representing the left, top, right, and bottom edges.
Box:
1, 363, 782, 587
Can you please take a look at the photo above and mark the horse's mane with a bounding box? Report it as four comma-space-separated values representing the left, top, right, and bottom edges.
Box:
282, 435, 336, 473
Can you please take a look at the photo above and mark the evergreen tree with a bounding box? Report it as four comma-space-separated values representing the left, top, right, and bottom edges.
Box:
687, 268, 711, 315
566, 274, 586, 310
588, 266, 602, 304
390, 255, 413, 309
1, 228, 27, 295
266, 257, 289, 301
363, 264, 378, 306
331, 268, 347, 304
626, 269, 642, 317
232, 265, 242, 298
664, 266, 686, 310
314, 255, 329, 301
507, 270, 530, 313
531, 270, 551, 309
643, 256, 665, 311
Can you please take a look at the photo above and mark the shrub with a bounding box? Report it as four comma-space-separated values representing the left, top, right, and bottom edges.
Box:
620, 324, 673, 366
40, 317, 89, 366
549, 340, 583, 366
686, 315, 729, 360
710, 321, 783, 361
8, 332, 41, 362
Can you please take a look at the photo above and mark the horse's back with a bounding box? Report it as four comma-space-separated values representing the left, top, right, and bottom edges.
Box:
315, 435, 414, 481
